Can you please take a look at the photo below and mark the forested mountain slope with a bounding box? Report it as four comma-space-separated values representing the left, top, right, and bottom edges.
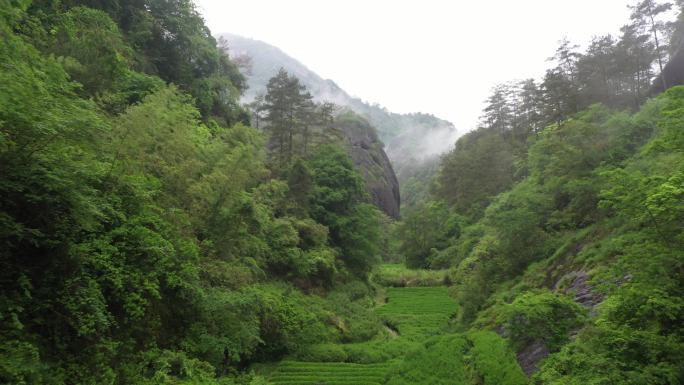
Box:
397, 2, 684, 382
0, 1, 387, 383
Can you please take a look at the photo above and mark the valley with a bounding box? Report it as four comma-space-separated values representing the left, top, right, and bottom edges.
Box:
1, 1, 683, 384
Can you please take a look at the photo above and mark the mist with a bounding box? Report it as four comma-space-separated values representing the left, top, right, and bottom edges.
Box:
221, 32, 458, 179
195, 0, 640, 132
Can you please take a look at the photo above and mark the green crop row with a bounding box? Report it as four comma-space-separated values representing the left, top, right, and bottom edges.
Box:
376, 287, 456, 339
269, 361, 391, 385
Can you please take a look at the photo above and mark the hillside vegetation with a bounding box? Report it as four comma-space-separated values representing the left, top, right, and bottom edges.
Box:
398, 1, 684, 382
2, 0, 684, 384
260, 282, 525, 385
0, 1, 386, 383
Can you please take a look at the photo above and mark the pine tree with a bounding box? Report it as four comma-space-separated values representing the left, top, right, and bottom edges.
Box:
247, 93, 266, 130
515, 79, 543, 136
481, 84, 513, 133
296, 93, 315, 156
577, 35, 619, 107
618, 23, 656, 107
264, 68, 296, 162
263, 68, 317, 162
630, 0, 673, 90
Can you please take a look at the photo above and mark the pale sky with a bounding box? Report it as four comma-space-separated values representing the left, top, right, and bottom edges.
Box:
195, 0, 638, 131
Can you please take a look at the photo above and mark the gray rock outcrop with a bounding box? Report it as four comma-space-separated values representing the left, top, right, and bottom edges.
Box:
336, 113, 401, 218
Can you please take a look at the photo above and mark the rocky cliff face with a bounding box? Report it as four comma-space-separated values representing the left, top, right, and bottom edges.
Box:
652, 39, 684, 95
335, 112, 401, 219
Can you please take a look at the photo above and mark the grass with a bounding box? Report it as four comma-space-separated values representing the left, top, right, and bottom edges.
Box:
371, 264, 449, 287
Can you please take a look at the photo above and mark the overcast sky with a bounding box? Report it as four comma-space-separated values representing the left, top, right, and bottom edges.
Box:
195, 0, 638, 131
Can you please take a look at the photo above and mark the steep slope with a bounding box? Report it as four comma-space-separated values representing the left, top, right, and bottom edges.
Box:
219, 33, 458, 179
0, 3, 396, 384
404, 88, 684, 383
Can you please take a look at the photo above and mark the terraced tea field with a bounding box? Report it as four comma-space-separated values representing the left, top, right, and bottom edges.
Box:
266, 286, 457, 384
268, 361, 391, 385
375, 286, 456, 339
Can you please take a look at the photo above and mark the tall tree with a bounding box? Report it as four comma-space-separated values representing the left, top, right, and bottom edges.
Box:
577, 35, 619, 107
544, 39, 581, 122
247, 93, 266, 130
630, 0, 673, 90
481, 84, 513, 133
516, 79, 543, 135
263, 68, 315, 163
618, 23, 656, 107
296, 93, 315, 156
263, 68, 295, 162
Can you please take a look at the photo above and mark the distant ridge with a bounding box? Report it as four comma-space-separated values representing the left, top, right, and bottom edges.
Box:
219, 33, 460, 181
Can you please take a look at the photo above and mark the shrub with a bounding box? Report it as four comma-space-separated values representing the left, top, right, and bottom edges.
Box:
499, 290, 586, 351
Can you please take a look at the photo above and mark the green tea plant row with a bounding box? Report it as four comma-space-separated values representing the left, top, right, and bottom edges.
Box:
268, 287, 459, 384
268, 361, 391, 385
375, 287, 456, 339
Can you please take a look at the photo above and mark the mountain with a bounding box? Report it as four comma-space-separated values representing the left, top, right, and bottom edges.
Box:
219, 33, 459, 182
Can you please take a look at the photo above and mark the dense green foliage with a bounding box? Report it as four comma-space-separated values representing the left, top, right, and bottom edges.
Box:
262, 283, 524, 385
393, 2, 684, 383
0, 2, 384, 383
403, 86, 684, 382
384, 332, 526, 385
498, 291, 587, 351
3, 0, 684, 383
433, 0, 679, 217
308, 146, 382, 277
395, 201, 461, 268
